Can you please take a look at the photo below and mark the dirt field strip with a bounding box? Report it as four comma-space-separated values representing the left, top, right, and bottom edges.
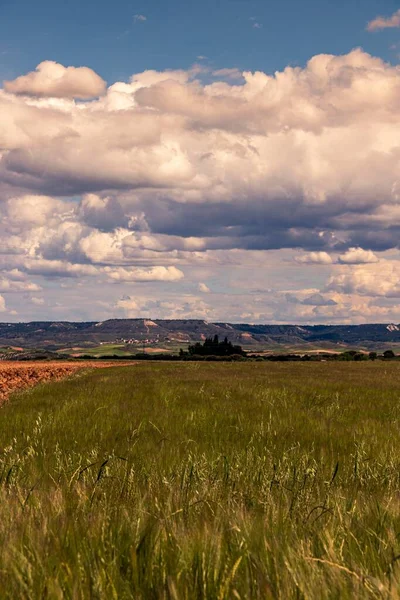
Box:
0, 361, 132, 405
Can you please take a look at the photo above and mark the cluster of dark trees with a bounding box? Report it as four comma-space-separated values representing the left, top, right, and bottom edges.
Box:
180, 335, 246, 357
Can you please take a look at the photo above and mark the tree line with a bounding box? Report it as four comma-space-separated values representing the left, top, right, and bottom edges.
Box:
179, 335, 246, 357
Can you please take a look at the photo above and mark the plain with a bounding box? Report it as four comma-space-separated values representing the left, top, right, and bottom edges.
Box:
0, 362, 400, 599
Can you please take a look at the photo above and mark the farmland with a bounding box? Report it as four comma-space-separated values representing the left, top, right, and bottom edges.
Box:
59, 342, 188, 357
1, 361, 400, 598
0, 361, 132, 404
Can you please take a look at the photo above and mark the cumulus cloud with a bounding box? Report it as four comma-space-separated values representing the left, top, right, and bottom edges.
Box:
338, 247, 378, 264
306, 300, 396, 324
4, 195, 69, 229
115, 294, 213, 319
367, 10, 400, 32
3, 61, 106, 98
198, 282, 210, 293
103, 265, 184, 282
3, 51, 400, 323
116, 296, 140, 317
3, 49, 400, 256
3, 269, 27, 281
296, 252, 333, 265
133, 14, 147, 22
16, 255, 184, 282
0, 278, 41, 293
23, 260, 99, 278
325, 263, 400, 298
78, 194, 128, 231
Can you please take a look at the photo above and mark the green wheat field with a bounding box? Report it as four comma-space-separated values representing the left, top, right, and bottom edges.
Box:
2, 361, 400, 598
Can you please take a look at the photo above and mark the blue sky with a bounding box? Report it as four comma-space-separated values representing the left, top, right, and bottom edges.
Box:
1, 0, 400, 323
1, 0, 399, 83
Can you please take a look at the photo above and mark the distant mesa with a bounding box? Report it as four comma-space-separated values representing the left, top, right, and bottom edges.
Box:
0, 320, 399, 354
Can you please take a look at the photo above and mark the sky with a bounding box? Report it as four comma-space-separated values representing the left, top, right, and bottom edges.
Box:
1, 0, 400, 324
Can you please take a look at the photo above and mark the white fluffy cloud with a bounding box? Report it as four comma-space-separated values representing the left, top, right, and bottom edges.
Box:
198, 282, 211, 293
325, 263, 400, 298
4, 195, 69, 229
104, 266, 184, 282
338, 247, 378, 264
4, 61, 106, 99
116, 296, 140, 317
296, 252, 333, 265
114, 294, 214, 320
22, 260, 99, 278
367, 10, 400, 32
0, 278, 40, 292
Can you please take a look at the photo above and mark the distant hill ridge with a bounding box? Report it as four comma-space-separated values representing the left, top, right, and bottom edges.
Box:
0, 319, 400, 351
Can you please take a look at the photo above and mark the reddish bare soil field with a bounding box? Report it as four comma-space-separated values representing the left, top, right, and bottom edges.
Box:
0, 361, 128, 404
